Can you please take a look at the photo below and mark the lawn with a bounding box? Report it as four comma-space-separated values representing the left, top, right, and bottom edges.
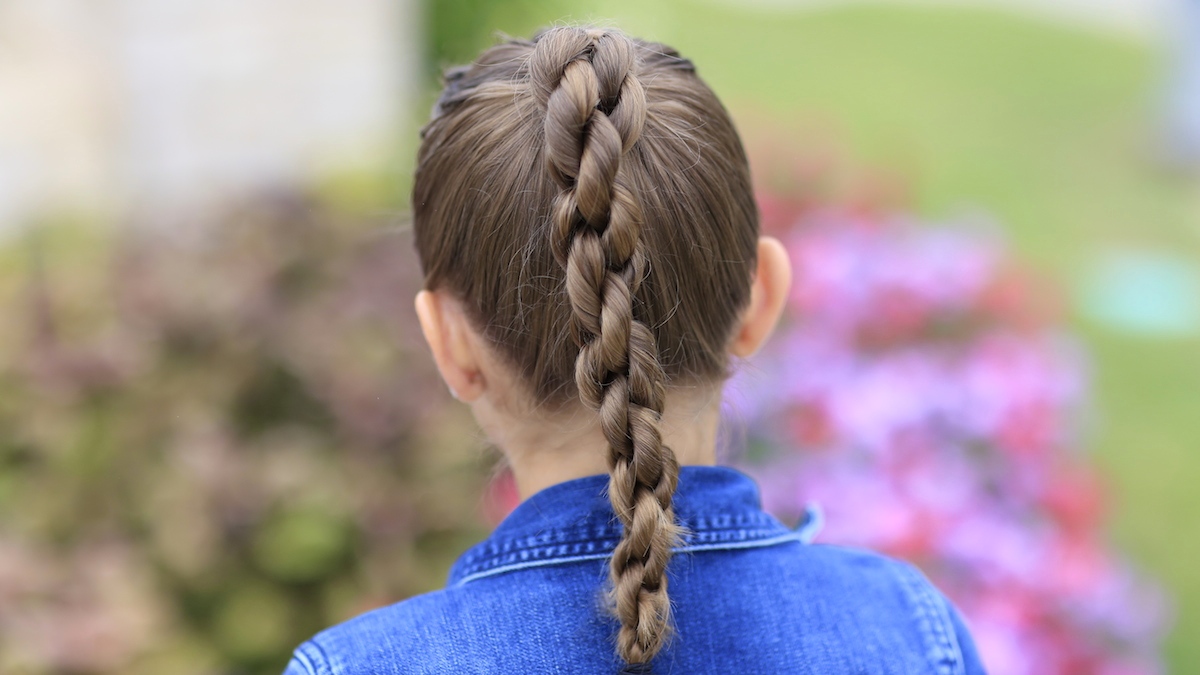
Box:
538, 0, 1200, 668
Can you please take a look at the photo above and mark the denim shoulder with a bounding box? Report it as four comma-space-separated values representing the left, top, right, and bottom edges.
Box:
282, 545, 990, 675
802, 543, 988, 675
282, 586, 466, 675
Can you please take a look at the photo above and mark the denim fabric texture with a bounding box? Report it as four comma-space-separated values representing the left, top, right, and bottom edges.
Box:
284, 466, 987, 674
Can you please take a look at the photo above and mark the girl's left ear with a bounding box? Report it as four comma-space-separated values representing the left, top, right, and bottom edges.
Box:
729, 236, 792, 358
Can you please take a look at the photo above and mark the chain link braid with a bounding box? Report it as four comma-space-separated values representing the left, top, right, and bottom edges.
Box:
530, 28, 682, 666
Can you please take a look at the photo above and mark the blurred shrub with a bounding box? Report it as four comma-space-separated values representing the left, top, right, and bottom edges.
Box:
0, 194, 486, 675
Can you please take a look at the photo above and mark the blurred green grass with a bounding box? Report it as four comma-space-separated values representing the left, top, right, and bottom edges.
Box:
544, 0, 1197, 668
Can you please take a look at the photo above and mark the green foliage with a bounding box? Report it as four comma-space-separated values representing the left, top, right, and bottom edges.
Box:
252, 507, 353, 583
0, 194, 489, 675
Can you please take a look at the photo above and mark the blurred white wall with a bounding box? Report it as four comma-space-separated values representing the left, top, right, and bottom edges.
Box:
0, 0, 419, 230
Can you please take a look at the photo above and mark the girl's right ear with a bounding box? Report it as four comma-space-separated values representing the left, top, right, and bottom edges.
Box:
414, 290, 487, 402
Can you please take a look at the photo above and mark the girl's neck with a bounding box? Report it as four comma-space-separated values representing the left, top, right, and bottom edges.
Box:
487, 387, 724, 501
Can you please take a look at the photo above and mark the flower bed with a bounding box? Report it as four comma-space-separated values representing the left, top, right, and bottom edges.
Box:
729, 204, 1168, 674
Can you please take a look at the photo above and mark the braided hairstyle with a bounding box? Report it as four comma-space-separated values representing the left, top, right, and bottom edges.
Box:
414, 26, 758, 670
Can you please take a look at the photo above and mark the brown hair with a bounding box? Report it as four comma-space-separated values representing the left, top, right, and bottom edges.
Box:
413, 26, 758, 668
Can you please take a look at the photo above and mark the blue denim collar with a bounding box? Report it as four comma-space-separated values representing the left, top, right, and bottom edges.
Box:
448, 465, 821, 586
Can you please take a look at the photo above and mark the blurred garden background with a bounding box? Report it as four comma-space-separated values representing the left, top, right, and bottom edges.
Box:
1, 0, 1198, 673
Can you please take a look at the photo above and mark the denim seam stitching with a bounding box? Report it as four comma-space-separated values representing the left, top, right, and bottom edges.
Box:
452, 523, 794, 580
296, 640, 334, 675
927, 586, 966, 675
457, 513, 786, 560
288, 654, 316, 675
897, 565, 960, 675
453, 530, 810, 586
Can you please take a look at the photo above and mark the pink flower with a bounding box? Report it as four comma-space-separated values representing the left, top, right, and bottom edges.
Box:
731, 209, 1168, 674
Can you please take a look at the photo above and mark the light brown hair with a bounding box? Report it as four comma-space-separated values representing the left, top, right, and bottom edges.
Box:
413, 26, 758, 668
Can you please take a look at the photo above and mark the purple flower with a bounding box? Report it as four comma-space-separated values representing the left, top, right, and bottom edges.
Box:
731, 209, 1168, 674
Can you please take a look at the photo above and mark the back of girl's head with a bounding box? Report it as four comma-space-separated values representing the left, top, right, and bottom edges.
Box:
413, 26, 758, 669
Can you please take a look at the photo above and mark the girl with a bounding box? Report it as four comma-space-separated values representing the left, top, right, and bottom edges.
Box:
285, 26, 986, 674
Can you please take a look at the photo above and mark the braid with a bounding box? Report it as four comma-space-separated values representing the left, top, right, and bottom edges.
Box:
532, 28, 682, 667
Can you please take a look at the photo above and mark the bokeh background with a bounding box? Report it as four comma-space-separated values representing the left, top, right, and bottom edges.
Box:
1, 0, 1198, 673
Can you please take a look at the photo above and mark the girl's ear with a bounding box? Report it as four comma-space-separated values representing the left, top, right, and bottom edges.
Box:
414, 290, 487, 402
729, 236, 792, 358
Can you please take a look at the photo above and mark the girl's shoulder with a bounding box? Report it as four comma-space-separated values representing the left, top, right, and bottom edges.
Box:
284, 544, 988, 675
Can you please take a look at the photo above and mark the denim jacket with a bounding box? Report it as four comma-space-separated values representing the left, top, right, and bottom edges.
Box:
285, 466, 987, 674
